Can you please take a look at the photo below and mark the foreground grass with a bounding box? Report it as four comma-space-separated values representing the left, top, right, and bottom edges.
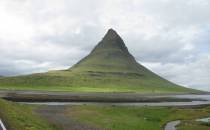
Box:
65, 105, 210, 130
0, 99, 59, 130
0, 98, 210, 130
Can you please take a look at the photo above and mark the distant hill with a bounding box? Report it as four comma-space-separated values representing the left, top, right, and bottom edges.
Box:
0, 29, 202, 93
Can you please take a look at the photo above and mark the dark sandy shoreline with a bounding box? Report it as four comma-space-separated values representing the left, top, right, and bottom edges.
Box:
0, 90, 209, 103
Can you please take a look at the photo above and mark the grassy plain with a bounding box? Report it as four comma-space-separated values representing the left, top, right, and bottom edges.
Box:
65, 105, 210, 130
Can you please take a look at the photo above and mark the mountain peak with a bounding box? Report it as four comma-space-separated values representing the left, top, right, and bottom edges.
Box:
103, 28, 121, 41
95, 28, 128, 53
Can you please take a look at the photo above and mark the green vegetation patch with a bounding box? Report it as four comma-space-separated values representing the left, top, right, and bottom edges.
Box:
65, 105, 210, 130
0, 99, 59, 130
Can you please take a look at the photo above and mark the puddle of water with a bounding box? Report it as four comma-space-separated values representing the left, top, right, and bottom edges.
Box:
171, 95, 210, 101
196, 117, 210, 123
164, 120, 180, 130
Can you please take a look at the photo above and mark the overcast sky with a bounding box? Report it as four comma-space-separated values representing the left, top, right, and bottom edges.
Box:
0, 0, 209, 91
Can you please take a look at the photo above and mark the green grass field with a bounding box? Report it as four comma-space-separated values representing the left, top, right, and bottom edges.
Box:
65, 105, 210, 130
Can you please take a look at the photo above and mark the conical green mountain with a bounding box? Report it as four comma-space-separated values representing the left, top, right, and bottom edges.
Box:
72, 29, 145, 73
0, 29, 201, 93
71, 29, 166, 79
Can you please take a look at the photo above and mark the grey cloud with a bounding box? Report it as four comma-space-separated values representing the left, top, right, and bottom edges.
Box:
141, 54, 210, 91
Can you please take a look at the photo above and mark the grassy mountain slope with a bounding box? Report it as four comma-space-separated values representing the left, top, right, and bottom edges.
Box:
0, 29, 201, 93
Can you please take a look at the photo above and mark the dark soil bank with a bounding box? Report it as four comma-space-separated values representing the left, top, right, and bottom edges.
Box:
1, 90, 206, 102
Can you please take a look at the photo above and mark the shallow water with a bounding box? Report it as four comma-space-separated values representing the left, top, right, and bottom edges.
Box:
164, 120, 180, 130
20, 100, 210, 106
196, 117, 210, 123
169, 95, 210, 100
164, 117, 210, 130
